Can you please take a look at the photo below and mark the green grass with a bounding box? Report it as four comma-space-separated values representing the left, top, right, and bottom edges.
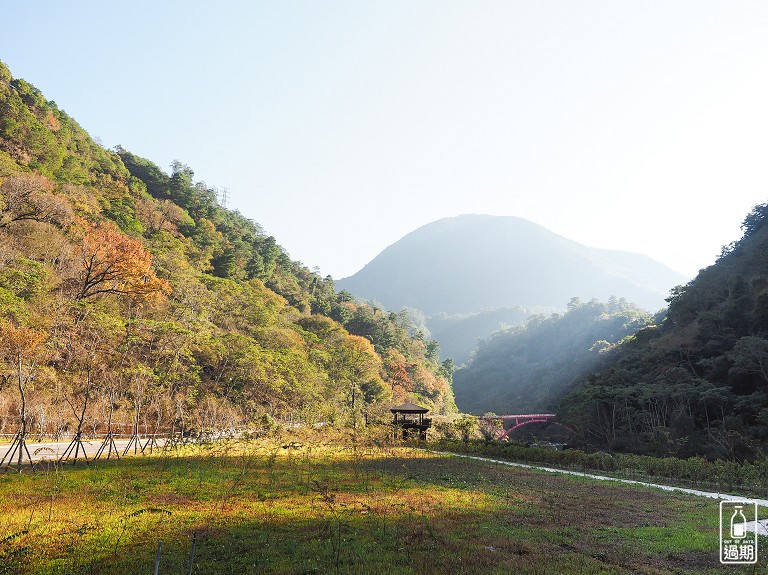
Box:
430, 439, 768, 498
0, 431, 765, 574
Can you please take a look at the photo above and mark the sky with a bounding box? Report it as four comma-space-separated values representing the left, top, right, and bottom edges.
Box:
2, 1, 768, 281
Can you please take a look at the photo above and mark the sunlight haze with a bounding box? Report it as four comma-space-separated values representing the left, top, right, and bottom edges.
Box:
3, 1, 767, 280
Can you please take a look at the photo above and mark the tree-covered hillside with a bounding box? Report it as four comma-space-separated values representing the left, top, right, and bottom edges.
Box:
560, 204, 768, 460
0, 60, 455, 438
453, 298, 653, 415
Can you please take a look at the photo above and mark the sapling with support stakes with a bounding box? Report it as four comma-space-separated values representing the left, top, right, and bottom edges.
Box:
0, 361, 35, 471
94, 386, 120, 460
0, 324, 46, 472
58, 370, 92, 465
141, 388, 166, 454
122, 412, 141, 457
122, 366, 152, 456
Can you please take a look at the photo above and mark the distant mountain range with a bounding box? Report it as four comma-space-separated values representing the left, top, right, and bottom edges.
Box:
338, 215, 686, 315
337, 215, 688, 362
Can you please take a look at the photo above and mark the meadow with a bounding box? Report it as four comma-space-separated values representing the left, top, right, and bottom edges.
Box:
0, 429, 765, 574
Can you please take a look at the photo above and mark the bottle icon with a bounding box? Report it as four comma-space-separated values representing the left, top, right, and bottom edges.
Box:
731, 505, 747, 539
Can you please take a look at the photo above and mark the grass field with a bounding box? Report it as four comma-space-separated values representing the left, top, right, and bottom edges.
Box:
0, 430, 765, 574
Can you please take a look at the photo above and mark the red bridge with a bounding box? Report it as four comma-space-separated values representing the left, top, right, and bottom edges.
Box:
479, 413, 574, 439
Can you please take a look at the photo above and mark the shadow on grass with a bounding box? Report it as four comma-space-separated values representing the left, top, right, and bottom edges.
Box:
0, 442, 751, 575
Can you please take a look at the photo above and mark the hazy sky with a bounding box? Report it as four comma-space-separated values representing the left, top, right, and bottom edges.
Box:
3, 1, 768, 280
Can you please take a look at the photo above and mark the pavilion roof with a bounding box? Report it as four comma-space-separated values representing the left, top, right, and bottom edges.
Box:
390, 402, 429, 414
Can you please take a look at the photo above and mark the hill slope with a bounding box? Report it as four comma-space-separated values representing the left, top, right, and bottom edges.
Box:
337, 215, 687, 315
0, 59, 455, 439
559, 204, 768, 459
452, 298, 653, 415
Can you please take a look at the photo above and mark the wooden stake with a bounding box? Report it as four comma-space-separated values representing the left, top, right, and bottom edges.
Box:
188, 532, 197, 575
154, 540, 162, 575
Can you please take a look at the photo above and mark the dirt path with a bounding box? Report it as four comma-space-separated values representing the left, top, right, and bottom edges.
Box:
0, 437, 167, 464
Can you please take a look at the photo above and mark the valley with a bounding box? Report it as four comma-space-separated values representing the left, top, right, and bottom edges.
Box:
2, 14, 768, 571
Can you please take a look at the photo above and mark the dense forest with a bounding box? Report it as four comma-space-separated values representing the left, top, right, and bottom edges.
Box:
0, 60, 455, 439
453, 297, 653, 415
560, 205, 768, 460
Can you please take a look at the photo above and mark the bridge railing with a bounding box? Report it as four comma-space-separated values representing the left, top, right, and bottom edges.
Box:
478, 414, 573, 439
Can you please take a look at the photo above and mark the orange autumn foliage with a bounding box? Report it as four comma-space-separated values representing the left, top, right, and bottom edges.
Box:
76, 220, 170, 301
0, 321, 46, 359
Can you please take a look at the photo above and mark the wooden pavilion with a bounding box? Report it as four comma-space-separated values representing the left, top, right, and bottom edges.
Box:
391, 402, 431, 440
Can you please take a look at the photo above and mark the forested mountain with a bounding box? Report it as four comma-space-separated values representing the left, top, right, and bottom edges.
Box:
337, 215, 687, 315
559, 205, 768, 460
452, 298, 653, 415
0, 60, 455, 438
336, 215, 686, 364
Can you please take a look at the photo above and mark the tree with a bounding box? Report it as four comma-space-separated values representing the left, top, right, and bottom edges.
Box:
115, 147, 171, 199
328, 335, 388, 427
134, 198, 189, 236
0, 59, 11, 84
384, 349, 411, 400
169, 161, 195, 209
478, 413, 502, 440
454, 414, 478, 442
741, 202, 768, 238
0, 173, 73, 228
728, 336, 768, 384
75, 220, 170, 301
56, 310, 118, 462
0, 321, 46, 470
439, 358, 455, 382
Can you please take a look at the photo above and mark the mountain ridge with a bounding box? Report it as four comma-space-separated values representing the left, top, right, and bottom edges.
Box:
338, 214, 687, 315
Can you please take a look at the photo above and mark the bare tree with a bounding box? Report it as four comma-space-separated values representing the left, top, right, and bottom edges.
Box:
0, 322, 46, 471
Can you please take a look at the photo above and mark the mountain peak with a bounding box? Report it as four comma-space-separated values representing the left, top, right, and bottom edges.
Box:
337, 214, 687, 314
